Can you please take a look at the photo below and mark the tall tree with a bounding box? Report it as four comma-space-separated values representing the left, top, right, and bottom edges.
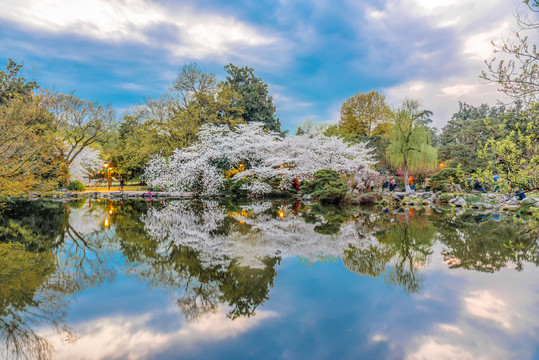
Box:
439, 102, 506, 172
43, 91, 115, 184
173, 62, 217, 107
0, 61, 60, 196
224, 63, 281, 133
386, 99, 437, 193
339, 90, 389, 136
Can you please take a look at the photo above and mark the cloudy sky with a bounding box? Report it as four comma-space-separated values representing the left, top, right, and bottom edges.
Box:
0, 0, 534, 131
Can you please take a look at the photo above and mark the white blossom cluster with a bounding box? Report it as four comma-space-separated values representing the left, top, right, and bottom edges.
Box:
143, 122, 377, 194
69, 146, 102, 183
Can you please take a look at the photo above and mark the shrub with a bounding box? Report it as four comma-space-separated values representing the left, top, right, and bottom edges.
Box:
430, 167, 467, 192
224, 178, 249, 196
67, 180, 86, 191
302, 169, 349, 203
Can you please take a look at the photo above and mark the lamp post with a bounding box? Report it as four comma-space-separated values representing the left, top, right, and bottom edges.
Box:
104, 162, 111, 191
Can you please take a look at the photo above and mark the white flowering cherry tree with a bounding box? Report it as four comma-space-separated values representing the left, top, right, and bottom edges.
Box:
144, 122, 376, 194
69, 146, 102, 186
240, 124, 377, 185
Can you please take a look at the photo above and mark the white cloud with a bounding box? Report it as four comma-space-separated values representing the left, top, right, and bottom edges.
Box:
462, 22, 513, 60
385, 78, 503, 128
367, 0, 522, 128
0, 0, 278, 60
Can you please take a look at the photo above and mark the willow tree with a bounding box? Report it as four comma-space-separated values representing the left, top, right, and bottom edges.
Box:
386, 99, 437, 193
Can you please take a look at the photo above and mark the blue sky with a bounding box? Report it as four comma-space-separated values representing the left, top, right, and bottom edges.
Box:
0, 0, 533, 131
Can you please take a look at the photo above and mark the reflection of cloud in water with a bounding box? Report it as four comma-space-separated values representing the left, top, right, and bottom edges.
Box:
463, 290, 515, 329
403, 254, 539, 360
407, 339, 479, 360
142, 201, 371, 269
41, 306, 278, 360
68, 206, 107, 235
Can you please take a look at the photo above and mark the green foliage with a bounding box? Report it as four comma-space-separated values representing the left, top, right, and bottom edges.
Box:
439, 194, 455, 202
302, 169, 349, 203
430, 167, 467, 192
67, 180, 86, 191
439, 102, 506, 172
477, 104, 539, 193
385, 99, 437, 187
224, 64, 281, 133
224, 178, 250, 197
0, 59, 38, 105
339, 90, 389, 136
463, 194, 483, 205
0, 86, 61, 196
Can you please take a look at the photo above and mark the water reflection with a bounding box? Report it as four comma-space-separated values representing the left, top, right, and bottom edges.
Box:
0, 199, 537, 359
0, 200, 115, 360
433, 212, 539, 272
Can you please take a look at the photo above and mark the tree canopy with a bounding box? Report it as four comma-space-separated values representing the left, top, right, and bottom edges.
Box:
339, 90, 389, 136
386, 99, 437, 192
438, 102, 506, 172
224, 64, 281, 133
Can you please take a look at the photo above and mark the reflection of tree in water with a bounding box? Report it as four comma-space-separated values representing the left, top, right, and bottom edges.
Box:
343, 210, 436, 294
433, 212, 539, 272
0, 200, 116, 360
114, 200, 281, 320
119, 200, 384, 320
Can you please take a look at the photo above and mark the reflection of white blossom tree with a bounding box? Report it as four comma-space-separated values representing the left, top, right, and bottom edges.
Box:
143, 123, 377, 194
142, 200, 376, 269
141, 200, 434, 296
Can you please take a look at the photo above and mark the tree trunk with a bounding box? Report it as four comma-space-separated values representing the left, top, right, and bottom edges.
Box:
404, 167, 412, 194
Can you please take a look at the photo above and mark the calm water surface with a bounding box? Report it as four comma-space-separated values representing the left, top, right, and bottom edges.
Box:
0, 199, 538, 360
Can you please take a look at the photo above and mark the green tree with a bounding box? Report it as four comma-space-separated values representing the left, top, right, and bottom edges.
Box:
42, 90, 115, 184
224, 63, 281, 133
386, 99, 438, 193
113, 64, 246, 178
478, 104, 539, 192
339, 90, 389, 136
302, 169, 349, 203
439, 102, 506, 172
0, 91, 61, 196
0, 59, 38, 105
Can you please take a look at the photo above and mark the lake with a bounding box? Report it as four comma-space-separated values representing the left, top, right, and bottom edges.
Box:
0, 199, 538, 360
